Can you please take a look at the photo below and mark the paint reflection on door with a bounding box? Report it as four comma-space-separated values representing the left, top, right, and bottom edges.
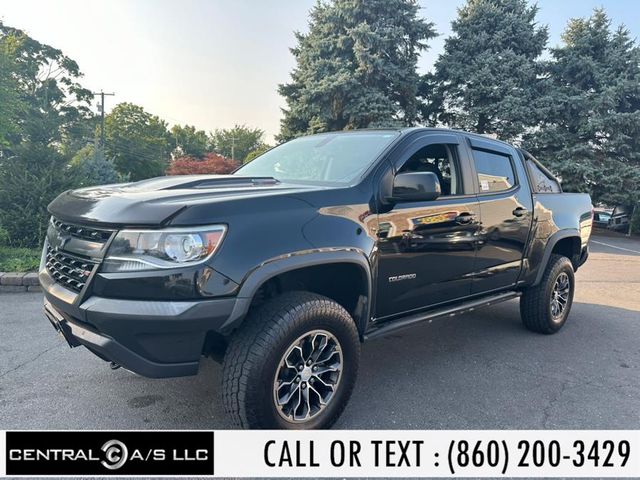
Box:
376, 197, 480, 318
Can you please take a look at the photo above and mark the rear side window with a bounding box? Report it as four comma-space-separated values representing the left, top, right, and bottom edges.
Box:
526, 159, 561, 193
472, 149, 516, 193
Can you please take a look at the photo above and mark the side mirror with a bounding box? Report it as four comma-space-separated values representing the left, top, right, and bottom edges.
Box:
390, 172, 441, 202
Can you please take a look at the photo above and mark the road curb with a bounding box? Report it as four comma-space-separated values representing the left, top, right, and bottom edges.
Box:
0, 272, 42, 293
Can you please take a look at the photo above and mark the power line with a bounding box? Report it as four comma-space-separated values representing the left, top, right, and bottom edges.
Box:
106, 145, 166, 163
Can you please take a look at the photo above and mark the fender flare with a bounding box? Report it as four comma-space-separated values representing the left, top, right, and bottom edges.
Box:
219, 249, 373, 335
532, 228, 581, 286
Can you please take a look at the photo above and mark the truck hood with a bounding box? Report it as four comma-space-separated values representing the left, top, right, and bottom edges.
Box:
48, 175, 327, 227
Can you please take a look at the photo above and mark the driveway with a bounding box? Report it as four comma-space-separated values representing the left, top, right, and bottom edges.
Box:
1, 232, 639, 429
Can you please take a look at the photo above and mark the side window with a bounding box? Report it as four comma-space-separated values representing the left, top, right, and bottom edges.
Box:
472, 149, 516, 193
526, 159, 561, 193
398, 144, 460, 196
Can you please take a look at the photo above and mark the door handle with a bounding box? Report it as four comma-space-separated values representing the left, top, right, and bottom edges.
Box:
455, 213, 476, 224
512, 207, 528, 217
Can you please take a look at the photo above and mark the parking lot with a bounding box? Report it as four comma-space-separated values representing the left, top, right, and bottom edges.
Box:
1, 231, 639, 430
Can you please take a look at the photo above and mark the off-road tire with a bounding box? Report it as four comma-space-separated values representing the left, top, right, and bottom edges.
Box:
222, 291, 360, 429
520, 254, 575, 334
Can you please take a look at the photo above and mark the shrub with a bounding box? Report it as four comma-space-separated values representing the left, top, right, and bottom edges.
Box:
0, 225, 8, 245
0, 246, 41, 272
0, 143, 77, 248
166, 153, 238, 175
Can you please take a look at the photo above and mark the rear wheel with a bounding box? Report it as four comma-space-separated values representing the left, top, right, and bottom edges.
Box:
222, 291, 360, 429
520, 254, 575, 334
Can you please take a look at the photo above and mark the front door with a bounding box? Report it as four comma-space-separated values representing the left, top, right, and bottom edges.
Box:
375, 134, 481, 319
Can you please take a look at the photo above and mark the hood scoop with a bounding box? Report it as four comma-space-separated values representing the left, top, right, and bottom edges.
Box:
162, 175, 280, 190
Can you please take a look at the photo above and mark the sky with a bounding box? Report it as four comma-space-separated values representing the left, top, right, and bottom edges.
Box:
1, 1, 639, 143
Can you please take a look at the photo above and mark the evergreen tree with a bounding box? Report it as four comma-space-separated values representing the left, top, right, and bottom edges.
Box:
71, 144, 122, 187
278, 0, 436, 141
426, 0, 548, 141
525, 9, 640, 208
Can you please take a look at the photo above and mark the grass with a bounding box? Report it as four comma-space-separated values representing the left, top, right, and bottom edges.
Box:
0, 246, 41, 272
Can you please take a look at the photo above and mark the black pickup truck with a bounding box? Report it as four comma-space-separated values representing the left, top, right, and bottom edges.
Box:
41, 128, 592, 429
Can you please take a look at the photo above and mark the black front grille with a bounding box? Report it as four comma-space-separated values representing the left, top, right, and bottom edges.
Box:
45, 246, 98, 293
51, 217, 113, 242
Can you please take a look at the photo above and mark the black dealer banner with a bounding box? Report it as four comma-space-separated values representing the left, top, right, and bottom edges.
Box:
2, 430, 639, 477
5, 431, 214, 475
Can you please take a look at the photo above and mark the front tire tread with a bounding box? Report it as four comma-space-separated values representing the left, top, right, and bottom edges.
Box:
222, 291, 359, 429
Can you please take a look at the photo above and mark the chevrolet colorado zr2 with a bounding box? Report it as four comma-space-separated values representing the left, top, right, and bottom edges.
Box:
40, 128, 592, 429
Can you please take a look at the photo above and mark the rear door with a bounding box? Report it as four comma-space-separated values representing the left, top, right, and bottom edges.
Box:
375, 133, 481, 318
464, 136, 533, 294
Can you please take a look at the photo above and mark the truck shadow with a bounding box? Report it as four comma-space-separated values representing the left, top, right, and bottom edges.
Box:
103, 299, 639, 430
336, 299, 640, 429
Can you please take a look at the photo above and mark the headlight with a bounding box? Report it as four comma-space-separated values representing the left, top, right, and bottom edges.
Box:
102, 225, 226, 272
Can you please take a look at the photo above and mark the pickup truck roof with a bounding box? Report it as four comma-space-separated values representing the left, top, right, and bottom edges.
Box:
321, 126, 519, 147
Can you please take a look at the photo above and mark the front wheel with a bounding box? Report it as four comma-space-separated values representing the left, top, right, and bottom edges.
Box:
520, 254, 575, 334
222, 291, 360, 429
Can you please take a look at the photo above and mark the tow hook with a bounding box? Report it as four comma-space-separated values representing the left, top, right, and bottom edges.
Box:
109, 362, 121, 370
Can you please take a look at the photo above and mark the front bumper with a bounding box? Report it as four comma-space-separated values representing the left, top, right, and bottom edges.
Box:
41, 268, 239, 378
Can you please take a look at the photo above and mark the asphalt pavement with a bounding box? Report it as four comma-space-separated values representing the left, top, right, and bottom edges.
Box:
1, 231, 639, 429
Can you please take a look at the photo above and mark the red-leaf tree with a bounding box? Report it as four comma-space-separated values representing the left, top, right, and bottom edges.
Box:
166, 153, 239, 175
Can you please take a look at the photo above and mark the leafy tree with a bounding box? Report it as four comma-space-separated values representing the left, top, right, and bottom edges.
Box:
244, 143, 272, 164
278, 0, 436, 141
171, 124, 211, 158
103, 102, 171, 180
166, 153, 238, 175
61, 115, 99, 159
0, 22, 93, 247
70, 144, 122, 187
0, 22, 93, 149
524, 9, 640, 209
426, 0, 548, 141
0, 32, 23, 146
211, 124, 265, 161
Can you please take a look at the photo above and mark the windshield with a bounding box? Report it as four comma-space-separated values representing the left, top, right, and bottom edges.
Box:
235, 131, 399, 184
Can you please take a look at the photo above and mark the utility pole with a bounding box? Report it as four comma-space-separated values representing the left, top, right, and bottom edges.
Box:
230, 136, 237, 161
92, 90, 115, 147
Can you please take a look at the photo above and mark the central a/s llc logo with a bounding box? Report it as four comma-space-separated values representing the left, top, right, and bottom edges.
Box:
6, 431, 215, 476
101, 439, 129, 470
100, 438, 210, 470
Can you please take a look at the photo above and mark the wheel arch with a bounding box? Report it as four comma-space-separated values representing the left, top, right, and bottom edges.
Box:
532, 229, 582, 286
219, 249, 373, 337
